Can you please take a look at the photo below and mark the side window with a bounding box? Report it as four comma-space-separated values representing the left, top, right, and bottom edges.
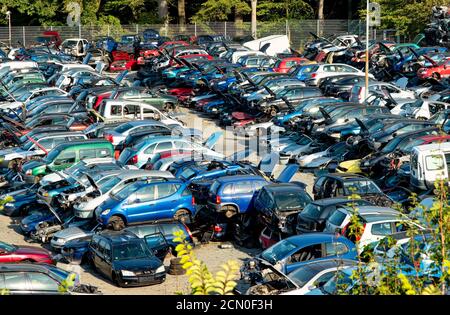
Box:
160, 223, 182, 236
253, 181, 267, 191
155, 141, 173, 152
135, 185, 157, 203
53, 137, 68, 147
289, 244, 322, 263
96, 148, 112, 158
54, 150, 76, 165
3, 272, 29, 291
222, 184, 234, 195
37, 138, 54, 150
314, 272, 336, 287
144, 143, 157, 154
314, 176, 327, 192
233, 181, 254, 194
103, 242, 111, 259
325, 242, 349, 256
28, 273, 59, 292
98, 240, 107, 255
371, 222, 394, 236
156, 183, 178, 199
110, 105, 122, 116
80, 149, 97, 159
91, 236, 100, 250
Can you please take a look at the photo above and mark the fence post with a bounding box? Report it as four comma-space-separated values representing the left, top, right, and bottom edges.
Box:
316, 19, 320, 36
78, 23, 81, 38
194, 22, 197, 37
50, 26, 53, 31
107, 25, 110, 37
136, 24, 139, 35
22, 26, 26, 47
224, 21, 227, 37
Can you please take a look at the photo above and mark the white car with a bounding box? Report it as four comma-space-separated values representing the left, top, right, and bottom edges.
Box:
324, 206, 425, 253
350, 82, 416, 104
304, 63, 371, 86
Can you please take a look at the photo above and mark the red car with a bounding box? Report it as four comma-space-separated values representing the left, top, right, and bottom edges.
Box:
272, 57, 308, 73
0, 241, 54, 264
417, 56, 450, 80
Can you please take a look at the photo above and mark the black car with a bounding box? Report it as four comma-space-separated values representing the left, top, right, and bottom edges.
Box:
312, 173, 394, 207
0, 263, 98, 295
254, 183, 312, 235
257, 87, 323, 115
296, 198, 374, 234
88, 230, 169, 287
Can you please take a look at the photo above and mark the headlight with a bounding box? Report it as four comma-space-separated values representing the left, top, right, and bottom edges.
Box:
43, 192, 49, 197
364, 161, 370, 166
55, 238, 65, 243
121, 270, 135, 276
155, 265, 165, 273
4, 203, 13, 207
22, 224, 28, 228
101, 209, 110, 216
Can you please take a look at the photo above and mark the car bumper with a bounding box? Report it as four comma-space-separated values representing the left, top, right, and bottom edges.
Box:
74, 208, 95, 219
2, 205, 18, 216
118, 272, 166, 287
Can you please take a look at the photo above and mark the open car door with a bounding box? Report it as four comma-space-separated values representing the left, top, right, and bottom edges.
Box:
203, 131, 223, 149
144, 232, 170, 261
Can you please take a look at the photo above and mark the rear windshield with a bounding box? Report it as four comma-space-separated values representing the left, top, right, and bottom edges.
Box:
300, 203, 322, 219
114, 123, 133, 134
261, 240, 297, 265
328, 209, 347, 227
273, 191, 311, 211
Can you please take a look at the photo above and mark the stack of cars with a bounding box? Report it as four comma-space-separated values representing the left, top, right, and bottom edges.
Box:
0, 13, 448, 295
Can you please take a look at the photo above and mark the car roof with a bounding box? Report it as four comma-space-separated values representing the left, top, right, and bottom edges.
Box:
98, 230, 140, 243
216, 174, 265, 183
115, 169, 175, 179
263, 183, 304, 192
26, 131, 84, 139
118, 120, 166, 127
0, 263, 59, 273
338, 205, 399, 216
53, 139, 112, 150
285, 233, 350, 246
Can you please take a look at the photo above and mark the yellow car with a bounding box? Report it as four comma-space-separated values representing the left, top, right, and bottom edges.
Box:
336, 159, 362, 174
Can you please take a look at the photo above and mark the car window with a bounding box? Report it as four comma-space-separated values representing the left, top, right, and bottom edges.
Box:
327, 209, 347, 227
155, 141, 173, 152
253, 181, 267, 191
144, 143, 157, 154
257, 189, 272, 207
37, 138, 54, 149
3, 272, 29, 291
110, 105, 122, 116
222, 184, 233, 195
28, 272, 59, 292
160, 223, 183, 236
80, 149, 97, 159
371, 222, 393, 236
135, 185, 157, 203
98, 239, 107, 254
425, 154, 444, 171
54, 150, 76, 165
233, 181, 255, 194
96, 148, 112, 158
325, 242, 349, 256
314, 272, 336, 287
156, 183, 178, 199
289, 244, 322, 263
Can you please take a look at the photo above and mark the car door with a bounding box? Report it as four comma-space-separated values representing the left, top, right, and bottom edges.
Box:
231, 181, 257, 213
95, 239, 110, 277
143, 232, 170, 260
28, 272, 61, 295
51, 149, 76, 171
2, 272, 32, 294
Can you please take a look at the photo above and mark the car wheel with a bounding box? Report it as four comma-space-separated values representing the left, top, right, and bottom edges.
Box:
108, 216, 125, 231
269, 107, 278, 117
174, 209, 191, 223
112, 273, 122, 287
223, 206, 237, 219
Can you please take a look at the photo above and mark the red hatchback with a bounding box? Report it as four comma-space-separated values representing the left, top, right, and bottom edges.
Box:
273, 57, 308, 73
0, 241, 54, 264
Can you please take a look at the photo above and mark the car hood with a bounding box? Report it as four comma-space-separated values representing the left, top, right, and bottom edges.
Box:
113, 257, 162, 271
297, 150, 327, 165
54, 226, 92, 240
281, 143, 311, 154
21, 212, 49, 225
302, 156, 333, 168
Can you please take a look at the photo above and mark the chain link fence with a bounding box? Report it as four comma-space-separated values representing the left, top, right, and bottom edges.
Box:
0, 20, 402, 51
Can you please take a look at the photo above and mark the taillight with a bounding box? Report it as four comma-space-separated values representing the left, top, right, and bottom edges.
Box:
105, 134, 114, 143
129, 155, 138, 165
214, 225, 223, 233
192, 196, 196, 205
25, 169, 32, 175
184, 223, 193, 240
311, 73, 317, 78
215, 195, 221, 204
356, 223, 366, 242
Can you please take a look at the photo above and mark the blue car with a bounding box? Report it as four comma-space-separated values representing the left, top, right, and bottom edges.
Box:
207, 175, 269, 217
259, 233, 357, 274
95, 178, 196, 230
1, 186, 41, 217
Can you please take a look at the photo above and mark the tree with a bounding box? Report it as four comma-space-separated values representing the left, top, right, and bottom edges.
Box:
191, 0, 250, 22
251, 0, 257, 38
178, 0, 186, 25
318, 0, 324, 19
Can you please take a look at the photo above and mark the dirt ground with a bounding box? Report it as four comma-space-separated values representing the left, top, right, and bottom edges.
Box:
0, 107, 315, 294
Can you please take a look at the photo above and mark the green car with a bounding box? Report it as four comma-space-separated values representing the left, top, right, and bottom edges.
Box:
21, 140, 114, 183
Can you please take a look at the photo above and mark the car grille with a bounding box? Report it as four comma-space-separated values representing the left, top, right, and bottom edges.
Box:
135, 270, 154, 276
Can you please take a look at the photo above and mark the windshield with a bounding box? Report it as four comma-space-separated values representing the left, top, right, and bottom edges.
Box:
288, 265, 320, 288
100, 176, 122, 194
273, 190, 311, 211
300, 203, 321, 219
112, 240, 152, 260
322, 270, 353, 294
343, 180, 382, 195
261, 240, 297, 265
62, 40, 78, 49
111, 182, 141, 200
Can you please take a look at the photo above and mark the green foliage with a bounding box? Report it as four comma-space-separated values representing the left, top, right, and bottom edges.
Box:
57, 273, 77, 293
191, 0, 251, 22
173, 230, 240, 295
257, 0, 314, 21
0, 195, 14, 212
360, 0, 449, 38
0, 288, 9, 295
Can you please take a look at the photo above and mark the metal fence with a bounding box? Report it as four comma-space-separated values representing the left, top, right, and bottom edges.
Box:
0, 20, 403, 51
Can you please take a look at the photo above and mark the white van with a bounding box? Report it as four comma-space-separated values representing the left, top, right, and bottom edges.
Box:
410, 142, 450, 190
243, 35, 291, 57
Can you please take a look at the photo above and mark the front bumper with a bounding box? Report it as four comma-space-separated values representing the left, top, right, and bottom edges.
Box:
73, 208, 95, 219
117, 272, 166, 287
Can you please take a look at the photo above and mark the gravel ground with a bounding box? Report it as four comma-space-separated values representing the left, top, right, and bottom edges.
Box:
0, 107, 315, 295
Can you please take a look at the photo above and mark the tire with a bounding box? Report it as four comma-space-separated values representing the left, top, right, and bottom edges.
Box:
108, 215, 125, 231
269, 107, 278, 117
223, 206, 237, 219
112, 273, 122, 287
174, 209, 191, 223
164, 102, 175, 111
